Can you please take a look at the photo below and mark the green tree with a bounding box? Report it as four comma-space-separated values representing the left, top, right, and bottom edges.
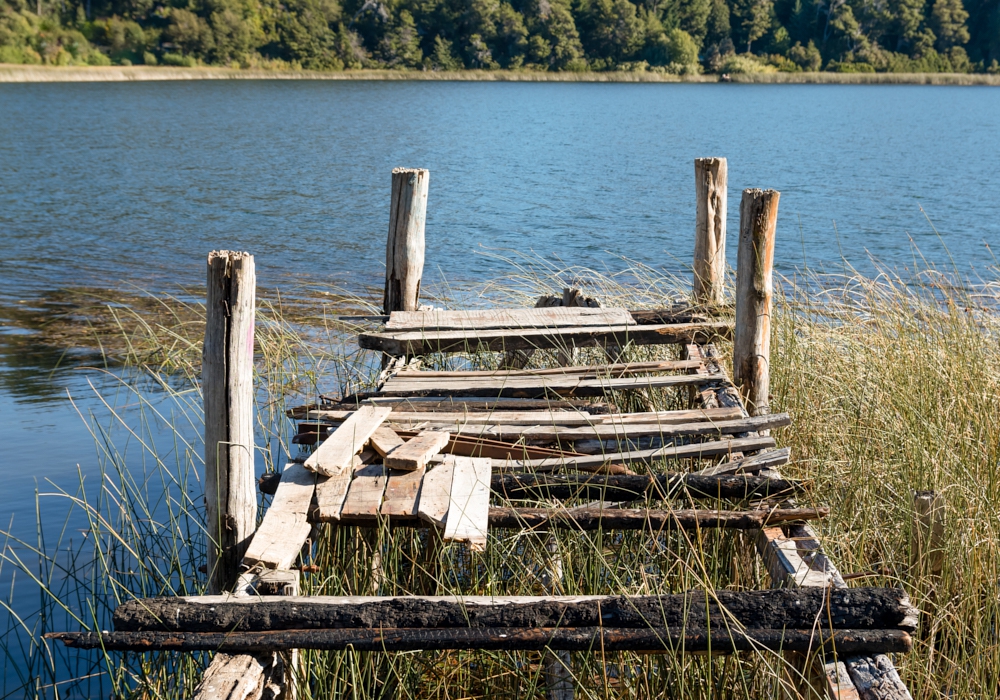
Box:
429, 34, 462, 67
578, 0, 644, 65
731, 0, 771, 51
930, 0, 969, 50
380, 9, 422, 66
166, 8, 214, 58
787, 37, 820, 67
676, 0, 711, 46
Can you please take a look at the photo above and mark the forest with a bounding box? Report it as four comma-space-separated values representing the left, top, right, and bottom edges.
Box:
1, 0, 998, 73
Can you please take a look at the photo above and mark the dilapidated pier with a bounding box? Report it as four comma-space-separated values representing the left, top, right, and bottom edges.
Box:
48, 163, 915, 699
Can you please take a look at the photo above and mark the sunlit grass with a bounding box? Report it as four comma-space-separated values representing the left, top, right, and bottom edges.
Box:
2, 253, 998, 698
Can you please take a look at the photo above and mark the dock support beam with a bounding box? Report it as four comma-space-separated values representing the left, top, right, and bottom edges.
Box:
693, 157, 728, 306
204, 250, 258, 594
734, 189, 779, 417
384, 168, 430, 315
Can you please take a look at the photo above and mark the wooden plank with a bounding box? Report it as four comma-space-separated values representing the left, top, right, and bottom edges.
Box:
386, 307, 635, 331
487, 506, 827, 531
339, 464, 388, 521
304, 405, 391, 477
368, 426, 404, 457
444, 457, 491, 550
50, 627, 912, 655
436, 413, 791, 443
417, 460, 455, 528
692, 447, 792, 476
243, 463, 315, 571
394, 430, 586, 463
310, 407, 743, 427
314, 449, 377, 521
394, 359, 701, 378
381, 467, 426, 518
377, 372, 725, 398
117, 588, 917, 633
492, 473, 806, 502
512, 435, 776, 472
384, 430, 450, 471
192, 652, 280, 700
359, 320, 732, 356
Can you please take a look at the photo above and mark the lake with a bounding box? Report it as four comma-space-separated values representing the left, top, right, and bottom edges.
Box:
1, 80, 999, 695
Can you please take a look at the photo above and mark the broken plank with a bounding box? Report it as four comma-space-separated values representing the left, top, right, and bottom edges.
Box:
368, 426, 404, 457
304, 405, 391, 477
381, 467, 426, 518
385, 307, 635, 331
359, 321, 733, 356
384, 430, 450, 471
444, 457, 491, 550
693, 447, 792, 476
417, 460, 455, 528
339, 464, 388, 522
243, 463, 316, 571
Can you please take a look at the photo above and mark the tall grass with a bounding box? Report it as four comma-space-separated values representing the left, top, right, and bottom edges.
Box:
2, 258, 998, 698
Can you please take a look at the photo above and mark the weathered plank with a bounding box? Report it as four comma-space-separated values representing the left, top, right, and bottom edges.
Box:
243, 463, 316, 571
444, 457, 491, 550
393, 429, 587, 464
49, 627, 912, 655
417, 460, 455, 528
384, 430, 450, 471
394, 359, 701, 378
304, 405, 391, 477
512, 435, 775, 472
437, 413, 791, 443
313, 450, 376, 521
116, 588, 917, 633
386, 307, 635, 331
368, 426, 405, 457
378, 371, 725, 398
487, 506, 826, 531
309, 407, 743, 427
339, 464, 388, 521
381, 467, 426, 518
359, 321, 732, 356
191, 652, 281, 700
492, 472, 805, 502
692, 447, 792, 476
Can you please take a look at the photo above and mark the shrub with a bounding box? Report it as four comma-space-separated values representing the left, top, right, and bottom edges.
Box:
719, 52, 776, 73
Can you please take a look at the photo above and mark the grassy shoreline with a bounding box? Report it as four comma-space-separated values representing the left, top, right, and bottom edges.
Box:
3, 63, 1000, 85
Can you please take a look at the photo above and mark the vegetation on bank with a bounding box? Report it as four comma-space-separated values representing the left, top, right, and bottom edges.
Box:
2, 257, 999, 697
2, 0, 999, 75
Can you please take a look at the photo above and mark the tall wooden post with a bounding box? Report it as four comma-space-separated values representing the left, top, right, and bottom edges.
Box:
734, 189, 779, 417
384, 168, 429, 314
204, 250, 257, 594
693, 157, 728, 305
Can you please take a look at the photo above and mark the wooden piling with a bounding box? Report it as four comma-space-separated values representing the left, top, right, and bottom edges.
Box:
693, 157, 728, 306
204, 250, 257, 594
734, 189, 779, 417
384, 168, 430, 314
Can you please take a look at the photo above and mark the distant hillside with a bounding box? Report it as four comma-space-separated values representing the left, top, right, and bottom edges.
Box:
2, 0, 998, 74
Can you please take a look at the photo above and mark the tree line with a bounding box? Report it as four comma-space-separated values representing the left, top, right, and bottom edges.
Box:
2, 0, 998, 73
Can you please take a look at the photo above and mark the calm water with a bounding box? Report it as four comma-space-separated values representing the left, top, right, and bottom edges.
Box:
1, 81, 999, 695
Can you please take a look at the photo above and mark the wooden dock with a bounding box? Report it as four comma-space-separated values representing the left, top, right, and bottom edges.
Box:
46, 162, 914, 700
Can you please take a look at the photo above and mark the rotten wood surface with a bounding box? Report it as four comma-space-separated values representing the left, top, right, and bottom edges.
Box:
115, 588, 917, 633
48, 627, 912, 655
359, 321, 733, 357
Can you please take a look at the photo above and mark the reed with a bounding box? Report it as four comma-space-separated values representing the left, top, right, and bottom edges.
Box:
2, 253, 998, 698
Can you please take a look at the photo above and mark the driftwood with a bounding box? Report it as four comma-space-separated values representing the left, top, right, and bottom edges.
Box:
693, 157, 728, 306
114, 588, 916, 633
48, 627, 911, 655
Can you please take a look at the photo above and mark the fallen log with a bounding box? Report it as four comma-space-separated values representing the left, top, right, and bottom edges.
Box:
47, 626, 911, 655
113, 588, 917, 634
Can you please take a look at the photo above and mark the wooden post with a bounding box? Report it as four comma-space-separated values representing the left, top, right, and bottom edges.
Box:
384, 168, 430, 315
911, 490, 945, 638
734, 189, 779, 417
204, 250, 257, 595
693, 157, 728, 306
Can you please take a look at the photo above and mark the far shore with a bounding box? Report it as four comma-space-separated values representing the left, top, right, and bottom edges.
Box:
2, 64, 1000, 85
